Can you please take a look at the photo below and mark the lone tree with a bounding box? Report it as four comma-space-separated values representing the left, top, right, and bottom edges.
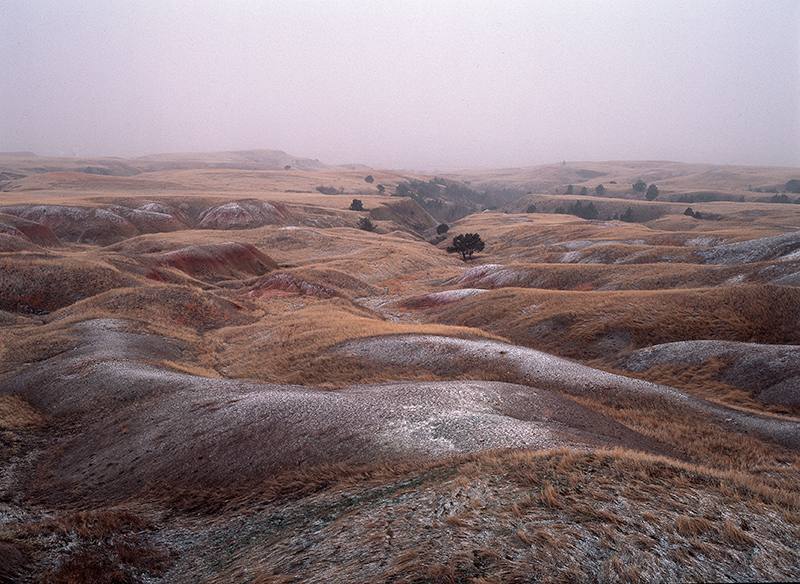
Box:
447, 233, 485, 260
364, 175, 374, 183
633, 179, 647, 192
646, 184, 659, 201
436, 223, 450, 235
350, 198, 364, 211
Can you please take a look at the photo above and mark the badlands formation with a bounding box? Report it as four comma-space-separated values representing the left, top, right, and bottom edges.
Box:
1, 151, 800, 582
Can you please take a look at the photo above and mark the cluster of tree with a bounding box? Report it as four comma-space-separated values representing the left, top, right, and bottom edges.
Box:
752, 180, 800, 194
81, 166, 113, 175
768, 193, 800, 204
393, 179, 485, 223
446, 233, 485, 260
555, 200, 599, 220
564, 185, 590, 196
633, 180, 660, 200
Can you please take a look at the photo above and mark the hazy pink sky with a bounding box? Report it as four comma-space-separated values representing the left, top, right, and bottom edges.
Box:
2, 1, 798, 170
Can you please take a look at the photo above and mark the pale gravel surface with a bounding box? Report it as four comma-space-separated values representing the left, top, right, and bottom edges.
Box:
695, 230, 800, 264
5, 319, 800, 506
614, 340, 800, 407
1, 319, 666, 504
333, 334, 800, 451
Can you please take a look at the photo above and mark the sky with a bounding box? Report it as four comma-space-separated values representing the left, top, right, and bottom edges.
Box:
2, 0, 798, 170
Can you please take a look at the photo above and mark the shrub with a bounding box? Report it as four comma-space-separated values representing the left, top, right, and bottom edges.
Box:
646, 184, 659, 201
633, 179, 647, 192
364, 175, 374, 183
357, 217, 375, 232
526, 204, 537, 213
349, 199, 364, 211
316, 185, 340, 195
436, 223, 449, 235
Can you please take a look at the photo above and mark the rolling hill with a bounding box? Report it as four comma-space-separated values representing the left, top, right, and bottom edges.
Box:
1, 152, 800, 582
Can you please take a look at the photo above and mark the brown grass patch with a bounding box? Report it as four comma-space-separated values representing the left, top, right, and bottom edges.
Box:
600, 356, 800, 416
674, 514, 714, 538
0, 253, 133, 314
424, 284, 800, 360
0, 395, 46, 430
209, 298, 504, 385
24, 508, 169, 584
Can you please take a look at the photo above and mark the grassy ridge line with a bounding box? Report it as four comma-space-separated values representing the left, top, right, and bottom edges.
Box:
420, 284, 800, 359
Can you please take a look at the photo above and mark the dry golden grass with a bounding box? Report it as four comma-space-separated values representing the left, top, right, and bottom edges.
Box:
210, 298, 505, 385
422, 284, 800, 359
0, 395, 46, 430
19, 508, 169, 584
598, 356, 800, 416
0, 253, 136, 314
446, 260, 797, 292
184, 447, 800, 583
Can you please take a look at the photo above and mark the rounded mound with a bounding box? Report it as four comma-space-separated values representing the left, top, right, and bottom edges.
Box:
50, 284, 256, 332
143, 242, 278, 283
614, 340, 800, 409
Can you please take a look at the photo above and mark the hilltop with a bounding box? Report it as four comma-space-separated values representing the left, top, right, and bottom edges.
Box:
1, 152, 800, 582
